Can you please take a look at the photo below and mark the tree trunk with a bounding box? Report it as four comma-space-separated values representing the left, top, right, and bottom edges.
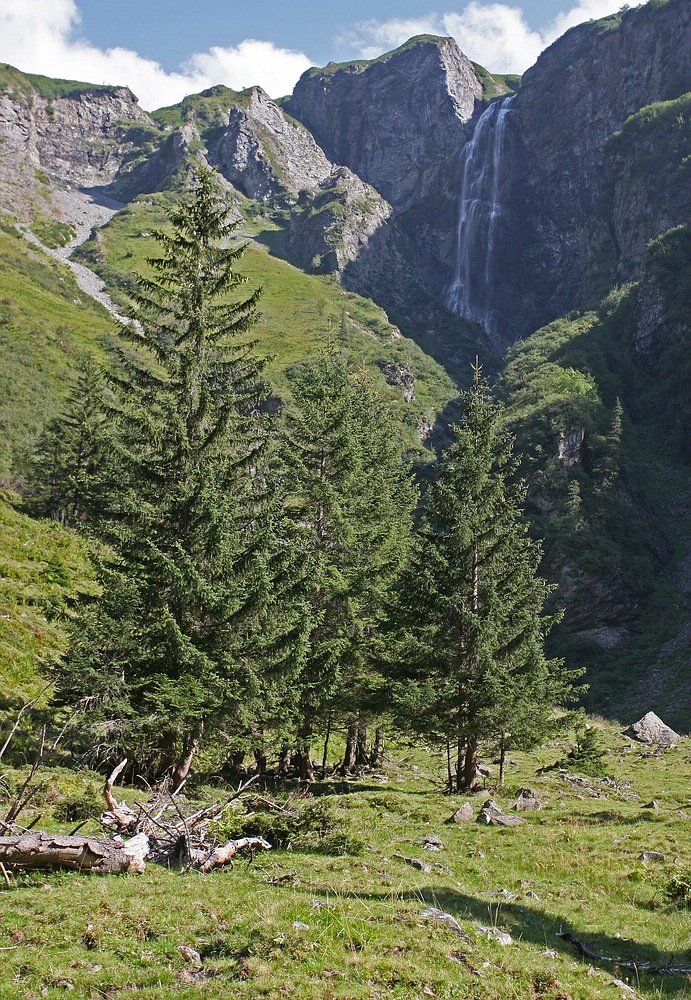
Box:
295, 720, 314, 782
462, 737, 478, 792
0, 832, 149, 874
170, 724, 203, 789
455, 738, 465, 794
277, 748, 290, 777
295, 746, 314, 782
341, 722, 357, 774
370, 727, 384, 767
355, 718, 369, 767
226, 750, 245, 778
499, 740, 506, 786
321, 713, 332, 777
254, 747, 268, 775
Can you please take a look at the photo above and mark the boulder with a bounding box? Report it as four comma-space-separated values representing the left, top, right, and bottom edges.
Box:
450, 803, 474, 823
477, 799, 526, 827
626, 712, 680, 747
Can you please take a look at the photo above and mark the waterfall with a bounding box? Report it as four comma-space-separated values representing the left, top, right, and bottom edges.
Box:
446, 95, 515, 339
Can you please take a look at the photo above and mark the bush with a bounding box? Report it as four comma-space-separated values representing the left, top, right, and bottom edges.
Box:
52, 781, 103, 822
660, 865, 691, 908
216, 796, 362, 855
563, 725, 607, 777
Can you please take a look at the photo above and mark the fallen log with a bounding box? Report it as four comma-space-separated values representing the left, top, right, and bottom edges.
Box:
556, 930, 691, 976
0, 831, 149, 874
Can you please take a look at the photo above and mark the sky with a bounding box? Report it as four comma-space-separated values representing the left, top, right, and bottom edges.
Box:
0, 0, 624, 111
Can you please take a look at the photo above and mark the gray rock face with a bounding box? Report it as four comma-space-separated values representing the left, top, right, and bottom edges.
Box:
287, 36, 482, 214
1, 86, 149, 186
288, 166, 394, 274
210, 87, 332, 203
493, 0, 691, 340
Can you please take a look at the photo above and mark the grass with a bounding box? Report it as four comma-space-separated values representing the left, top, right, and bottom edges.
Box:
0, 218, 117, 478
0, 722, 689, 998
0, 62, 120, 102
0, 490, 97, 710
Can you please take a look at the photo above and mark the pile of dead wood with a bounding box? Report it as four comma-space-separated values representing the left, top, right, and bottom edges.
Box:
0, 756, 270, 878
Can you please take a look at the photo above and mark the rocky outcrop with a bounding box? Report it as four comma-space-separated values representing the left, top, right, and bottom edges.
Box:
626, 711, 680, 747
288, 166, 408, 294
0, 74, 151, 217
209, 86, 332, 203
287, 36, 482, 214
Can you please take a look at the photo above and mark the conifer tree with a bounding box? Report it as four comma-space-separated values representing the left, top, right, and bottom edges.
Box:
389, 366, 579, 792
27, 357, 107, 526
282, 353, 417, 779
56, 166, 307, 781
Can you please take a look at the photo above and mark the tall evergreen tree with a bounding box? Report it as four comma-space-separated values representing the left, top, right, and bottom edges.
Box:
55, 166, 307, 781
282, 353, 417, 779
389, 366, 579, 792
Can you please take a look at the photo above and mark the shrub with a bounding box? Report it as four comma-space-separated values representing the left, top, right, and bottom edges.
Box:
216, 796, 362, 854
563, 725, 607, 777
660, 865, 691, 908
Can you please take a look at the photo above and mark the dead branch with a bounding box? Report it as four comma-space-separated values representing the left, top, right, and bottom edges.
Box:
0, 685, 51, 763
101, 759, 138, 832
193, 836, 271, 872
248, 794, 299, 816
556, 931, 691, 975
4, 726, 47, 826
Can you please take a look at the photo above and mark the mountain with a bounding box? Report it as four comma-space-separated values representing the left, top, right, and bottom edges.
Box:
0, 0, 689, 728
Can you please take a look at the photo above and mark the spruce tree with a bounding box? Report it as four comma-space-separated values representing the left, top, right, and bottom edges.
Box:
282, 353, 417, 779
389, 366, 579, 792
27, 357, 108, 526
56, 166, 306, 782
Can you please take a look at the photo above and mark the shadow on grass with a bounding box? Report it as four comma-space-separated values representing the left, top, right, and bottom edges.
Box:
300, 880, 690, 989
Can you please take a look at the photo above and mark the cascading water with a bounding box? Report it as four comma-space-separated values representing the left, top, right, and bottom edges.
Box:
446, 95, 515, 340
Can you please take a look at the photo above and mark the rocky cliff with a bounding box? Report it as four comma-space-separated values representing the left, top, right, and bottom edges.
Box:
491, 0, 691, 340
0, 67, 150, 218
287, 37, 482, 214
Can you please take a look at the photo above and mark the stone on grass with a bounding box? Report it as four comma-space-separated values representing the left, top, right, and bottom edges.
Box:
450, 803, 474, 823
512, 791, 542, 811
421, 833, 445, 850
419, 907, 472, 943
625, 712, 680, 747
476, 925, 512, 945
476, 799, 504, 824
639, 850, 665, 862
178, 946, 202, 967
642, 800, 659, 810
477, 799, 525, 826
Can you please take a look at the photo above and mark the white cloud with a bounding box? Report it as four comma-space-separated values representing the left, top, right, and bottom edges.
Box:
442, 4, 543, 73
347, 0, 622, 75
0, 0, 313, 110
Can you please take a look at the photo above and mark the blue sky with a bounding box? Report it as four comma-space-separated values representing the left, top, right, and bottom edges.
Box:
0, 0, 623, 110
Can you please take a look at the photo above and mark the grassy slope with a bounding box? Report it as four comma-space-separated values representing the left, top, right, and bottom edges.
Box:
0, 219, 116, 477
0, 491, 97, 709
497, 279, 691, 731
73, 196, 457, 455
0, 724, 689, 999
